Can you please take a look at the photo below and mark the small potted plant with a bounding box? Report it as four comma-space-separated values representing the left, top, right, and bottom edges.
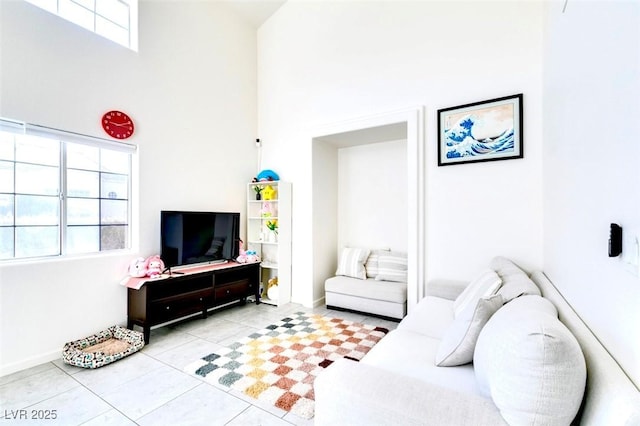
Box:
253, 185, 264, 200
265, 219, 278, 242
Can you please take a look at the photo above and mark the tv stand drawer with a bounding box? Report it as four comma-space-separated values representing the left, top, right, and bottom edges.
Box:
215, 279, 249, 302
150, 288, 213, 323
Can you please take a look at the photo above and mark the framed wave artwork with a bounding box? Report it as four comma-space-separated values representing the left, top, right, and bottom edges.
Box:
437, 94, 523, 166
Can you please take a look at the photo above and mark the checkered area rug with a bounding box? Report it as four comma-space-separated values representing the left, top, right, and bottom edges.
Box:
184, 312, 389, 419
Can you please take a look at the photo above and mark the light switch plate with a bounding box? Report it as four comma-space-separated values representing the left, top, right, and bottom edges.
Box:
620, 232, 639, 277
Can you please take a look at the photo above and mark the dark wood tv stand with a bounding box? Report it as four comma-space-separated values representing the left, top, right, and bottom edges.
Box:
126, 261, 260, 343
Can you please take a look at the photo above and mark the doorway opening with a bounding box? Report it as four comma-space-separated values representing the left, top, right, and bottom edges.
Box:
310, 107, 425, 312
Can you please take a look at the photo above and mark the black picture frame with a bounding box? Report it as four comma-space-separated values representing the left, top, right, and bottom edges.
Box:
437, 94, 523, 166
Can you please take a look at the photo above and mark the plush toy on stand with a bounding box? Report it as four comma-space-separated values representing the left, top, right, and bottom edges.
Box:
128, 257, 147, 277
237, 250, 260, 263
236, 240, 260, 263
145, 255, 165, 278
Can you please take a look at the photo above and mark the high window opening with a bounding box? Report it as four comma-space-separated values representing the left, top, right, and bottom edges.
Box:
25, 0, 139, 51
0, 119, 136, 261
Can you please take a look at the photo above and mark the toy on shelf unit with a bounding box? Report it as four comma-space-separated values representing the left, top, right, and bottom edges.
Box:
261, 201, 275, 218
266, 276, 279, 301
255, 169, 279, 182
262, 185, 277, 200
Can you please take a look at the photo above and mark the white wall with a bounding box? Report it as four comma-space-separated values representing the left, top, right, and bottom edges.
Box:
543, 0, 640, 386
311, 140, 339, 305
258, 1, 544, 306
0, 0, 257, 375
337, 140, 407, 252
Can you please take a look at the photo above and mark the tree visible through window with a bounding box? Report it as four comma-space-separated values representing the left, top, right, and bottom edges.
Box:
0, 120, 134, 260
25, 0, 138, 51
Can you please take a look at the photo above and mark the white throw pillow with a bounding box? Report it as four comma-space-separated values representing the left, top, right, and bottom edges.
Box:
474, 295, 586, 425
375, 251, 408, 283
453, 269, 502, 318
335, 247, 370, 280
435, 294, 503, 367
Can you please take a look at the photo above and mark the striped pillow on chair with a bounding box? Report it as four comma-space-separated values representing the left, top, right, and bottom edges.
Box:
375, 251, 408, 283
336, 247, 371, 280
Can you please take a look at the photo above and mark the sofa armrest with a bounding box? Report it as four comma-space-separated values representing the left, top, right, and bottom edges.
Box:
426, 279, 468, 301
315, 358, 506, 426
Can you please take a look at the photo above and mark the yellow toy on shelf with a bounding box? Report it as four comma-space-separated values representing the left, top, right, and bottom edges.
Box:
262, 185, 277, 200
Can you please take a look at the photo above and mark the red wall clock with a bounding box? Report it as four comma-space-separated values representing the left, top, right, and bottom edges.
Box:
102, 110, 134, 139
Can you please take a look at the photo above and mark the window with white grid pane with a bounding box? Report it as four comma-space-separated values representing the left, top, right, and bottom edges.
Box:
0, 119, 135, 261
25, 0, 138, 51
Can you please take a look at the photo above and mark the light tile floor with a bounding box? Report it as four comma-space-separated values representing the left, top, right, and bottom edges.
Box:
0, 302, 398, 426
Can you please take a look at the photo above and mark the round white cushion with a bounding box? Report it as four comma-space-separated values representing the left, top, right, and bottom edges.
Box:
474, 295, 586, 425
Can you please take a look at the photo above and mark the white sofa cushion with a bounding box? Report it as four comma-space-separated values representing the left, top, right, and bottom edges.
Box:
435, 294, 503, 367
397, 295, 455, 339
453, 269, 502, 317
496, 273, 541, 303
488, 255, 526, 276
335, 247, 370, 280
325, 275, 407, 303
474, 295, 586, 425
315, 358, 507, 426
489, 256, 541, 302
375, 251, 408, 282
362, 329, 484, 397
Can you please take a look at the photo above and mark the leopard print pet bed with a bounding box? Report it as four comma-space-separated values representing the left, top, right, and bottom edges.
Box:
62, 325, 145, 369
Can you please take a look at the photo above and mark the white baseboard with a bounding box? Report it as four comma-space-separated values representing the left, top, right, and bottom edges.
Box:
0, 350, 60, 378
312, 295, 326, 308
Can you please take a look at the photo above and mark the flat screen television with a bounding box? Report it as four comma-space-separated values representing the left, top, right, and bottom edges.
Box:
160, 211, 241, 269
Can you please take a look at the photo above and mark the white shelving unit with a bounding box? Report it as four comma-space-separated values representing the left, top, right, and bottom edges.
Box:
246, 181, 292, 306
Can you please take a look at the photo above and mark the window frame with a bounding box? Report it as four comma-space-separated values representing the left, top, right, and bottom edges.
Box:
0, 118, 137, 262
24, 0, 139, 51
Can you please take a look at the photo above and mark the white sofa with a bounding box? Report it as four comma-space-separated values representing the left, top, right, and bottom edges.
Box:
315, 257, 640, 425
325, 248, 408, 320
325, 275, 407, 320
